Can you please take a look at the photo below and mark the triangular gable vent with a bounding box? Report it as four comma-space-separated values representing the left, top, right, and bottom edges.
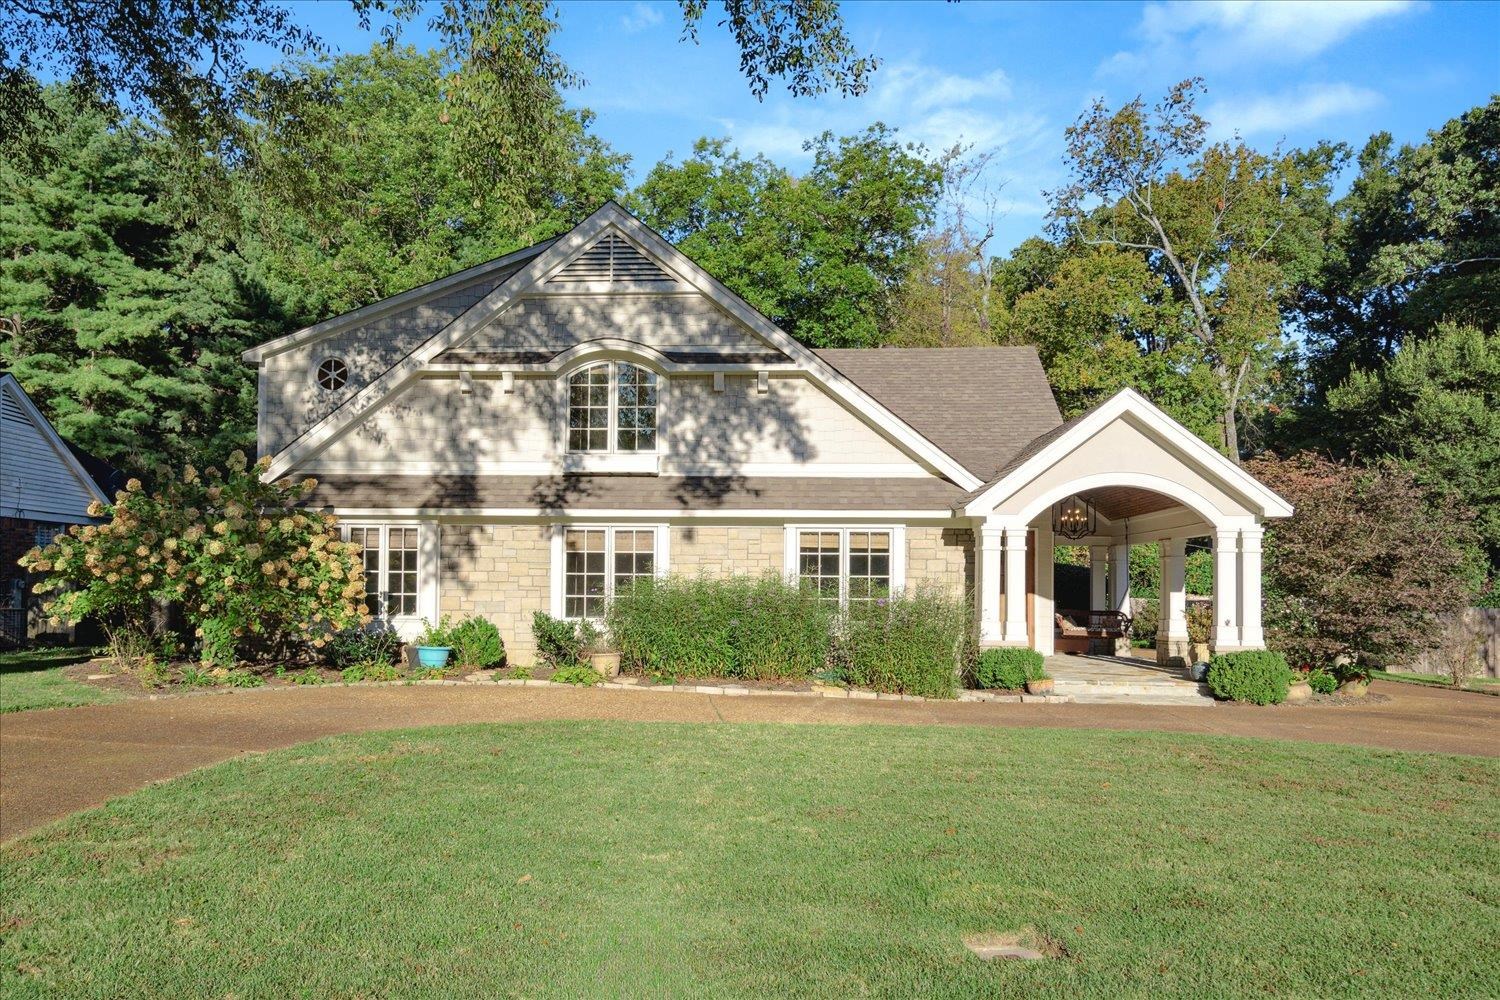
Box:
546, 232, 677, 287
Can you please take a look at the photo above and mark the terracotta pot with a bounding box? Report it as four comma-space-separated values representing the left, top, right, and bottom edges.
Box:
590, 651, 621, 678
1285, 681, 1312, 703
1337, 679, 1369, 698
1025, 677, 1055, 695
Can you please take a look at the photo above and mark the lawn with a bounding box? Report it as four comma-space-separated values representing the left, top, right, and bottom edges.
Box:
0, 647, 117, 713
1371, 668, 1500, 694
2, 723, 1495, 998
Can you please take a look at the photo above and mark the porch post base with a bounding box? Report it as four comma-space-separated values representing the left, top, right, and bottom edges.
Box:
1156, 635, 1191, 669
980, 639, 1032, 651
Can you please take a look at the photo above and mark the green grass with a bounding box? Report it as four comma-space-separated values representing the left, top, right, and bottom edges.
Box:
0, 647, 117, 713
1371, 668, 1500, 694
2, 723, 1496, 998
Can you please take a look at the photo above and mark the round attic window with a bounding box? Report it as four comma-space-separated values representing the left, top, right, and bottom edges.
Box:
316, 358, 349, 391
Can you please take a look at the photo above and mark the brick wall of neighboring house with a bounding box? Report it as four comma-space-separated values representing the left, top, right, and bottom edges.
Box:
0, 516, 69, 646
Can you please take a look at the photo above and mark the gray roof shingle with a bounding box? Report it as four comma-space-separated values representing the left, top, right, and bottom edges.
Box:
304, 474, 966, 512
814, 347, 1062, 481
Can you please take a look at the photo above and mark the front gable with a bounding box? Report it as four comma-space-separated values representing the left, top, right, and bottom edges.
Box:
257, 203, 984, 489
0, 375, 110, 522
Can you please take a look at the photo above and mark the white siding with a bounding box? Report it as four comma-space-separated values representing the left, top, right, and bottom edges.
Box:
0, 382, 100, 522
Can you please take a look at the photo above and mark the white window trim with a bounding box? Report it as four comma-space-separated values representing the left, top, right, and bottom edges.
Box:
340, 520, 439, 638
559, 360, 665, 466
782, 525, 906, 607
549, 523, 670, 620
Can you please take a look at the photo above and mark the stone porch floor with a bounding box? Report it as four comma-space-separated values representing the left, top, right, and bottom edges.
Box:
1047, 652, 1215, 705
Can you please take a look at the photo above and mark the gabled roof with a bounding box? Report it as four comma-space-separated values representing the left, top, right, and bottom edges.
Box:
260, 202, 989, 489
962, 388, 1294, 518
241, 239, 558, 364
815, 347, 1061, 481
0, 374, 112, 515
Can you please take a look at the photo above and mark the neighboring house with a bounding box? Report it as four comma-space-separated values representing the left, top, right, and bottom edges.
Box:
243, 202, 1292, 666
0, 373, 116, 647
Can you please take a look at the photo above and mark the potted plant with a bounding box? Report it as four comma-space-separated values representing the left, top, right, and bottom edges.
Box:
1024, 660, 1054, 695
1186, 605, 1213, 664
414, 617, 455, 671
1286, 669, 1313, 702
1333, 655, 1370, 698
580, 620, 619, 678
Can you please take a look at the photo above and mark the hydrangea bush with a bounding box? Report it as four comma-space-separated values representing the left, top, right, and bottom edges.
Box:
20, 453, 370, 667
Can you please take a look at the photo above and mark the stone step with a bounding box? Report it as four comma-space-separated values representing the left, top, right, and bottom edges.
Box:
1064, 693, 1216, 706
1053, 680, 1210, 695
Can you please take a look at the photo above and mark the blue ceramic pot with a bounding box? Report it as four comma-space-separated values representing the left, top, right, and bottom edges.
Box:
416, 646, 452, 668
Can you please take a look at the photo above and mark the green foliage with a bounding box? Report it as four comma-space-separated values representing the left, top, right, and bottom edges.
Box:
837, 588, 969, 699
1185, 605, 1213, 646
1323, 322, 1500, 570
340, 662, 400, 684
679, 0, 875, 99
225, 670, 264, 689
972, 648, 1045, 691
630, 127, 944, 347
1128, 543, 1213, 600
450, 617, 505, 669
549, 666, 603, 687
414, 617, 456, 648
1130, 599, 1159, 646
605, 576, 833, 681
288, 667, 325, 686
1206, 650, 1291, 705
1307, 668, 1338, 695
0, 87, 270, 472
19, 454, 369, 666
178, 665, 217, 688
331, 627, 401, 670
531, 612, 593, 670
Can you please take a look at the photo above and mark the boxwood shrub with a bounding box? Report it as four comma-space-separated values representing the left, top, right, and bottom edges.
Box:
451, 616, 505, 669
605, 575, 834, 681
838, 586, 970, 699
1206, 650, 1292, 705
971, 648, 1044, 690
1307, 667, 1338, 695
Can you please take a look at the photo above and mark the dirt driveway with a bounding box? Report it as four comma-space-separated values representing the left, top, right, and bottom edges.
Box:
2, 680, 1496, 840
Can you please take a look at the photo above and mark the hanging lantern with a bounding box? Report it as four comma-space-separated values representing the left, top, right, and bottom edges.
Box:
1052, 495, 1097, 540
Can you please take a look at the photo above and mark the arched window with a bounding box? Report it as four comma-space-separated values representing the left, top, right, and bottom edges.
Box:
567, 362, 658, 453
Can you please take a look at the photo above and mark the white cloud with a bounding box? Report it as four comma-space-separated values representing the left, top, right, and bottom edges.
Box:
1207, 82, 1383, 138
1104, 0, 1420, 73
619, 2, 664, 34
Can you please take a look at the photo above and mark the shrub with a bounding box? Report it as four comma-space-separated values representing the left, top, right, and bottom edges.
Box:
972, 647, 1045, 690
550, 665, 603, 686
1307, 667, 1337, 695
605, 575, 834, 681
19, 453, 369, 666
225, 670, 264, 688
1186, 604, 1213, 646
531, 612, 592, 669
1206, 650, 1292, 705
451, 616, 505, 669
332, 626, 401, 669
839, 587, 969, 698
1131, 599, 1159, 646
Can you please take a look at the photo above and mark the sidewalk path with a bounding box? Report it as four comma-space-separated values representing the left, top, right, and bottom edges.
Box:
3, 681, 1495, 840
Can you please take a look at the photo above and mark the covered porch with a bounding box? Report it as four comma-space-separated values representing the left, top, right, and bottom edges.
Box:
963, 390, 1293, 667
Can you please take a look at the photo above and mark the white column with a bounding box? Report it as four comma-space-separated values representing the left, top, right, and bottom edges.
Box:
1109, 542, 1130, 616
1161, 539, 1189, 637
1088, 545, 1109, 611
977, 523, 1004, 644
1002, 525, 1030, 645
1034, 526, 1055, 655
1212, 528, 1240, 651
1238, 526, 1265, 649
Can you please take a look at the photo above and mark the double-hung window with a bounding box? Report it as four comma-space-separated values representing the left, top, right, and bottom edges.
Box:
789, 527, 901, 606
567, 361, 658, 454
343, 524, 420, 618
560, 526, 661, 619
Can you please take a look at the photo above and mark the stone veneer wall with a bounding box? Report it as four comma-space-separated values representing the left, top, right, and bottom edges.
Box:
905, 525, 974, 597
436, 521, 975, 666
438, 523, 552, 666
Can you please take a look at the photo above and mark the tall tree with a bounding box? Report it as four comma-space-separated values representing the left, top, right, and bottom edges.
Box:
1049, 79, 1334, 460
0, 88, 273, 473
631, 126, 944, 347
234, 44, 625, 321
1295, 98, 1500, 393
1322, 322, 1500, 575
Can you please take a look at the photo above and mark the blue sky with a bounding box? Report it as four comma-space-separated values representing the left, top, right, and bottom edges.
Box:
305, 1, 1496, 253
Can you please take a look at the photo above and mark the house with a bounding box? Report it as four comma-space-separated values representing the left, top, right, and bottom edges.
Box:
242, 202, 1292, 666
0, 373, 116, 647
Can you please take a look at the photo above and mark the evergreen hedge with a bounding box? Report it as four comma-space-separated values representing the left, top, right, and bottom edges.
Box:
1206, 650, 1292, 704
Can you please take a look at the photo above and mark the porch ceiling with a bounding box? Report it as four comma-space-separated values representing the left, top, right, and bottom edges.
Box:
1077, 486, 1183, 521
